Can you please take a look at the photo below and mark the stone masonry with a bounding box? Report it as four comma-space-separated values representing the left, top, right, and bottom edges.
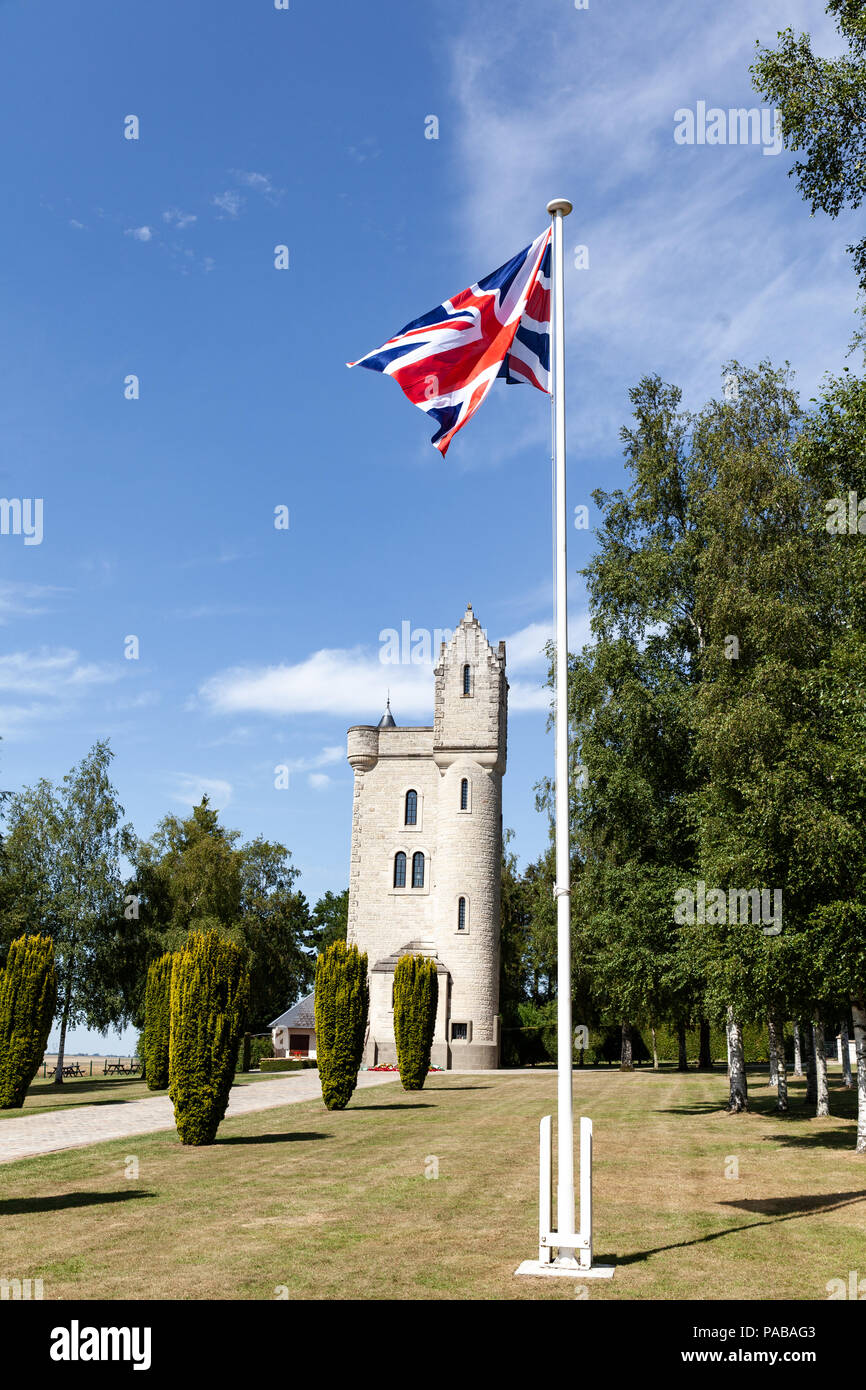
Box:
346, 605, 507, 1069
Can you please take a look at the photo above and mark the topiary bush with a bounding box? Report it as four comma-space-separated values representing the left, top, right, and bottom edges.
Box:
168, 929, 249, 1145
393, 954, 438, 1090
0, 934, 57, 1109
314, 939, 368, 1110
144, 952, 174, 1091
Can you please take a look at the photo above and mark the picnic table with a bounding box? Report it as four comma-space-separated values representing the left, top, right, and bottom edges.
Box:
49, 1063, 85, 1078
103, 1060, 141, 1076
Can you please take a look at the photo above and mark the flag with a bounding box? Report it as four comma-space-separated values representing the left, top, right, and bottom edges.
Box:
347, 228, 552, 456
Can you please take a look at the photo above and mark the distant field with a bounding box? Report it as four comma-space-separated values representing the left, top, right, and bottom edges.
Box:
1, 1066, 863, 1301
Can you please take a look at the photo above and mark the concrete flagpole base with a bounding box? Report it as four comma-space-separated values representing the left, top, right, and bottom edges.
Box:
515, 1259, 615, 1279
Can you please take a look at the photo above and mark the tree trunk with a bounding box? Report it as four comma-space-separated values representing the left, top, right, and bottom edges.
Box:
768, 1019, 779, 1087
651, 1023, 659, 1071
851, 997, 866, 1154
620, 1021, 634, 1071
725, 1019, 732, 1078
727, 1008, 749, 1112
774, 1017, 788, 1113
676, 1022, 688, 1071
53, 984, 73, 1086
698, 1018, 713, 1070
805, 1021, 817, 1106
793, 1020, 803, 1077
814, 1017, 830, 1117
241, 1032, 251, 1074
841, 1021, 853, 1088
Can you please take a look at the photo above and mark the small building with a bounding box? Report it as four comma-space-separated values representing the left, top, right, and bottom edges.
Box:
269, 992, 316, 1059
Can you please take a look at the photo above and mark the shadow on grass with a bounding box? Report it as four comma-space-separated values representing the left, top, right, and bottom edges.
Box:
617, 1188, 866, 1266
349, 1103, 434, 1111
216, 1132, 330, 1146
720, 1190, 866, 1216
0, 1190, 156, 1216
763, 1128, 859, 1150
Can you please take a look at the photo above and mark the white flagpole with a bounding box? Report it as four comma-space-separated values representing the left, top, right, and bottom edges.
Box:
547, 196, 577, 1260
515, 202, 614, 1282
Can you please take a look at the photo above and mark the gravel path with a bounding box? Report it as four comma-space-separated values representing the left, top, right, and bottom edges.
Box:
0, 1070, 399, 1165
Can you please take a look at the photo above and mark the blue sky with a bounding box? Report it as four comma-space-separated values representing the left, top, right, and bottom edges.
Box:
0, 0, 858, 1051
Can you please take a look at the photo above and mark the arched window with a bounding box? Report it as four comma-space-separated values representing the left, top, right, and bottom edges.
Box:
412, 851, 425, 889
393, 852, 406, 888
405, 789, 417, 826
460, 777, 469, 811
462, 664, 471, 695
457, 896, 467, 931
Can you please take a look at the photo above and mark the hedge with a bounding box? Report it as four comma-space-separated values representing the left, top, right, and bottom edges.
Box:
259, 1057, 318, 1072
168, 929, 249, 1145
314, 940, 368, 1110
393, 954, 438, 1090
144, 952, 174, 1090
0, 934, 57, 1109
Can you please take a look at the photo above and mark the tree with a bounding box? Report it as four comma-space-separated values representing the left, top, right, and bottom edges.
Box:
751, 2, 866, 294
304, 890, 348, 955
131, 799, 312, 1033
393, 954, 438, 1090
168, 929, 249, 1145
0, 935, 56, 1108
1, 741, 135, 1083
314, 940, 368, 1110
143, 953, 173, 1091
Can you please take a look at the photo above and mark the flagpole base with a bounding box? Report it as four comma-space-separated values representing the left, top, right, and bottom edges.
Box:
515, 1259, 615, 1280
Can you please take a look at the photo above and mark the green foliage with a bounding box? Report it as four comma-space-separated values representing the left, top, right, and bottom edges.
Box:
143, 953, 173, 1090
751, 3, 866, 295
131, 799, 312, 1032
304, 889, 349, 954
0, 741, 136, 1076
0, 934, 56, 1108
393, 954, 438, 1090
168, 929, 249, 1145
314, 940, 368, 1110
258, 1057, 317, 1072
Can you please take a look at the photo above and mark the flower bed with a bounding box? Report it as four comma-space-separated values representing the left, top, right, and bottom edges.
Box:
366, 1064, 444, 1073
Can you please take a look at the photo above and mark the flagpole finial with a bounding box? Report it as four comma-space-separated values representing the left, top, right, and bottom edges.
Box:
546, 198, 573, 217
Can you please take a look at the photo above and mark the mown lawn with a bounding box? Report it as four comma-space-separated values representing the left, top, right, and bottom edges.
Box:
0, 1069, 289, 1120
0, 1067, 863, 1300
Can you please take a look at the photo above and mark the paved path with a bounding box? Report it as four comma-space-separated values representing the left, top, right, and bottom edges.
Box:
0, 1071, 398, 1165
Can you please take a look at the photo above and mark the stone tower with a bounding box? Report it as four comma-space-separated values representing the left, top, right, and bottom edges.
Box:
346, 605, 507, 1069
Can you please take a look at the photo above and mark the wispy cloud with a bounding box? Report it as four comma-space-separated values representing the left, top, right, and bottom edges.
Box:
0, 647, 122, 737
162, 207, 197, 229
211, 190, 244, 219
124, 225, 153, 242
0, 582, 67, 624
166, 773, 232, 809
229, 169, 284, 202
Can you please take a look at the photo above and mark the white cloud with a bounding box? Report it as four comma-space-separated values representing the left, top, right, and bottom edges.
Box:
211, 190, 244, 219
167, 774, 232, 808
308, 773, 331, 790
0, 647, 121, 738
197, 616, 594, 723
162, 207, 197, 229
229, 169, 283, 199
68, 218, 85, 230
0, 583, 66, 624
125, 226, 153, 242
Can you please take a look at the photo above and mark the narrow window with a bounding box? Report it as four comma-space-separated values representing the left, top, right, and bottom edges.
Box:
458, 897, 467, 931
451, 1022, 468, 1041
393, 852, 406, 888
412, 851, 425, 889
462, 664, 471, 695
460, 777, 469, 811
405, 789, 417, 825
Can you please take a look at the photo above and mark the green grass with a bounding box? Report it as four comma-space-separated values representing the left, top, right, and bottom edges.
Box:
1, 1067, 863, 1300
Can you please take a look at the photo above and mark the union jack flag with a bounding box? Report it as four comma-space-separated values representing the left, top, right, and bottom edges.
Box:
347, 228, 552, 456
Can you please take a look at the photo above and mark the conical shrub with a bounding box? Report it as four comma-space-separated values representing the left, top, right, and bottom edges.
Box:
0, 934, 57, 1109
314, 939, 369, 1110
144, 952, 174, 1090
169, 929, 249, 1145
393, 954, 438, 1090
